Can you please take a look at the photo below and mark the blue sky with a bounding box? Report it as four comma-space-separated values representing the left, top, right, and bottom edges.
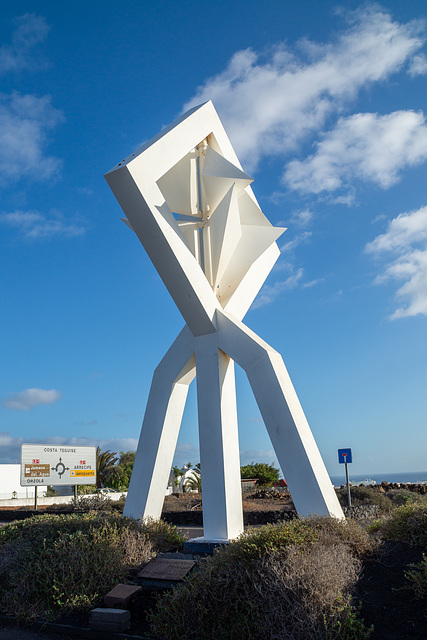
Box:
1, 1, 426, 480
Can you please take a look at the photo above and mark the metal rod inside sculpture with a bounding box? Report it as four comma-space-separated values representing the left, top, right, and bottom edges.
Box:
105, 101, 344, 542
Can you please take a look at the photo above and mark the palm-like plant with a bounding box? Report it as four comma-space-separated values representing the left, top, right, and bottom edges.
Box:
96, 447, 119, 488
183, 470, 202, 493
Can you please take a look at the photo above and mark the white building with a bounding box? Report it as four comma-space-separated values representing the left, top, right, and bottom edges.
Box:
0, 464, 37, 500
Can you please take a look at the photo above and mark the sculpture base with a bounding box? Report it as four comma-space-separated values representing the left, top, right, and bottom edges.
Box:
183, 536, 230, 556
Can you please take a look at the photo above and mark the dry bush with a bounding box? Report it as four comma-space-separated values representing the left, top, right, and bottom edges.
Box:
0, 513, 184, 621
307, 515, 377, 558
72, 493, 112, 512
150, 517, 373, 640
247, 544, 362, 640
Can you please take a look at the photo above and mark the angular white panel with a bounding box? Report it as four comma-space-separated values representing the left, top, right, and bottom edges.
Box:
224, 243, 281, 319
202, 146, 253, 213
157, 153, 198, 215
216, 223, 285, 305
209, 185, 242, 289
177, 220, 200, 260
202, 145, 251, 181
238, 190, 278, 228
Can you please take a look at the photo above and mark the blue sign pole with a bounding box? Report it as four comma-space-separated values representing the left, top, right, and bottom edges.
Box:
338, 449, 352, 507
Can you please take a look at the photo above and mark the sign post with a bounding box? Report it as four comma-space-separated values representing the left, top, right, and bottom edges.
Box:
20, 445, 97, 500
338, 448, 353, 507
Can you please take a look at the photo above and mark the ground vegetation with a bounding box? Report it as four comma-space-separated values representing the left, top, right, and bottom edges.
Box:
0, 513, 184, 621
95, 447, 119, 488
104, 450, 136, 491
0, 483, 426, 638
240, 462, 280, 486
150, 517, 375, 640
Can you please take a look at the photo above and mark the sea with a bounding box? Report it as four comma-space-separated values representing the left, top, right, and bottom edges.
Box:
330, 470, 427, 487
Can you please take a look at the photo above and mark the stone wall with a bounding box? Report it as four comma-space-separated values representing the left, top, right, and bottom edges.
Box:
342, 504, 379, 519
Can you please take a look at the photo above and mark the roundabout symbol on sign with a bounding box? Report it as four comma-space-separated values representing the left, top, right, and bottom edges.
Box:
51, 457, 69, 478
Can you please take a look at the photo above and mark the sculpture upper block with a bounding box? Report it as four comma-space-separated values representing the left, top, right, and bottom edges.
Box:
105, 101, 285, 332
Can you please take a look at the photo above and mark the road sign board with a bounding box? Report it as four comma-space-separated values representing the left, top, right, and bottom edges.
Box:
338, 448, 352, 464
21, 444, 97, 487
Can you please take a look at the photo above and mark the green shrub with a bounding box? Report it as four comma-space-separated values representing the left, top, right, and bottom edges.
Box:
229, 519, 319, 559
240, 462, 280, 486
404, 553, 427, 599
335, 486, 393, 514
0, 513, 184, 621
325, 597, 374, 640
386, 489, 427, 507
140, 517, 186, 552
150, 517, 373, 640
374, 502, 427, 546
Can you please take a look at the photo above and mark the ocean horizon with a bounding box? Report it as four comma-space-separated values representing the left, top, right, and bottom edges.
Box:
330, 470, 427, 487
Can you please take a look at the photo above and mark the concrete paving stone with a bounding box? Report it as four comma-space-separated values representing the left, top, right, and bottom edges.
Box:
89, 607, 130, 632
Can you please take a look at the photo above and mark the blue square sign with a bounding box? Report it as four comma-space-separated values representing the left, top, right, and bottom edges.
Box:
338, 448, 352, 464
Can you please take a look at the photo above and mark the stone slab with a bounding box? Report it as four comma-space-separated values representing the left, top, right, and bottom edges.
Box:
89, 607, 130, 632
103, 583, 142, 608
138, 557, 195, 581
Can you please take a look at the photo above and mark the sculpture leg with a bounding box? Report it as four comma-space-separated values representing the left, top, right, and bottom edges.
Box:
124, 326, 195, 520
217, 312, 344, 519
194, 332, 244, 540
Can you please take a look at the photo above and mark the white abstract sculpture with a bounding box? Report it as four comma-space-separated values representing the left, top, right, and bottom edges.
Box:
105, 101, 344, 542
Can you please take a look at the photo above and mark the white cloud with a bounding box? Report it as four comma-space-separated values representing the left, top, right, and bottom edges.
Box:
0, 17, 63, 185
367, 206, 427, 252
37, 435, 138, 454
0, 92, 63, 185
98, 437, 138, 453
280, 231, 312, 253
3, 388, 61, 411
0, 14, 49, 74
290, 209, 313, 227
185, 6, 425, 172
408, 53, 427, 76
283, 110, 427, 195
366, 206, 427, 318
253, 268, 304, 308
0, 433, 24, 463
0, 432, 139, 463
303, 278, 325, 289
0, 210, 85, 239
